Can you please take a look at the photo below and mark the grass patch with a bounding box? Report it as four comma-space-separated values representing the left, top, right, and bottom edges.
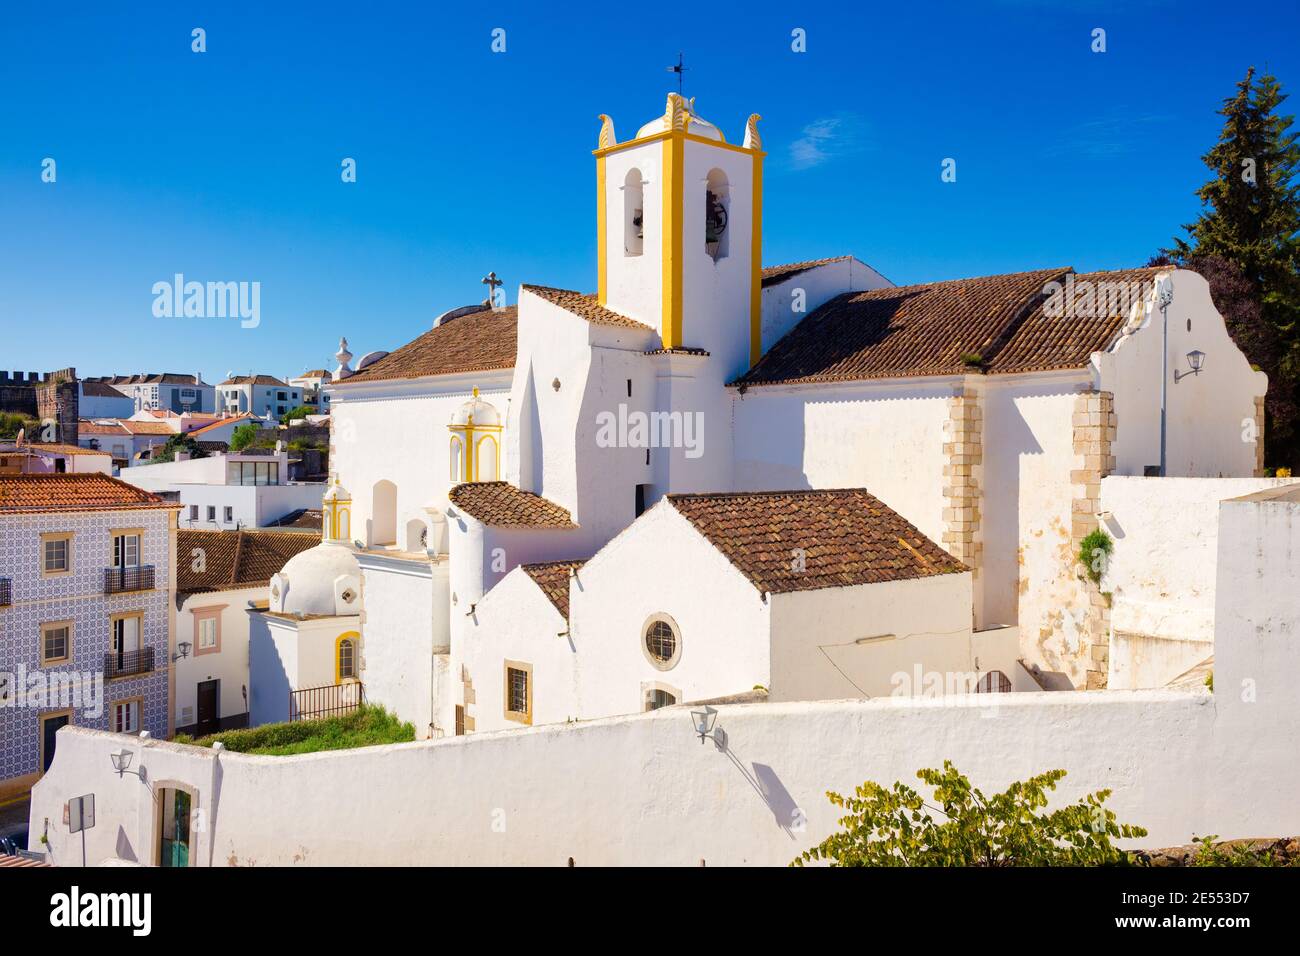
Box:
174, 704, 414, 755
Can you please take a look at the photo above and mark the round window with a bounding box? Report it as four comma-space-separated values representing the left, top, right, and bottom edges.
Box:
642, 614, 681, 670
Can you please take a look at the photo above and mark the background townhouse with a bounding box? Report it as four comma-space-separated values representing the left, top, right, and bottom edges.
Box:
0, 474, 179, 802
84, 373, 215, 415
218, 375, 303, 420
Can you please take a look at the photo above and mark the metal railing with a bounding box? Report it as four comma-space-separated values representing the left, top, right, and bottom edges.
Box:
0, 577, 10, 607
104, 647, 154, 679
104, 565, 155, 594
289, 682, 364, 722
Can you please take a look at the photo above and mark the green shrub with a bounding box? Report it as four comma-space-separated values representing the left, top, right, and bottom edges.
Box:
1078, 528, 1113, 585
793, 761, 1147, 867
1190, 835, 1300, 867
179, 704, 414, 755
229, 422, 260, 451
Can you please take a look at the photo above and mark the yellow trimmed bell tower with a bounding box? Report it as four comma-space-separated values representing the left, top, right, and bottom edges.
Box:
595, 95, 764, 373
322, 476, 353, 544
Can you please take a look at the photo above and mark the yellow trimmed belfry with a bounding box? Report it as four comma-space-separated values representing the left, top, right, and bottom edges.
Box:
448, 387, 503, 483
322, 476, 352, 544
594, 93, 765, 371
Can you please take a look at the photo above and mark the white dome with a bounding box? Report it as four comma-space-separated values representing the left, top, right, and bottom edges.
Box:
322, 480, 351, 503
637, 97, 725, 142
270, 542, 360, 617
450, 389, 501, 428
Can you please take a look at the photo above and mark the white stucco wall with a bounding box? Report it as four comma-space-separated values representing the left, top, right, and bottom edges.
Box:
462, 568, 573, 732
569, 501, 772, 715
759, 257, 891, 357
731, 381, 952, 547
176, 587, 262, 729
1099, 268, 1267, 479
30, 488, 1300, 866
1100, 476, 1299, 689
767, 573, 983, 701
356, 554, 447, 738
329, 369, 513, 548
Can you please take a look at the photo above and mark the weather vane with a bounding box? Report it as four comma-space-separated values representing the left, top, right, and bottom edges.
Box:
666, 52, 687, 95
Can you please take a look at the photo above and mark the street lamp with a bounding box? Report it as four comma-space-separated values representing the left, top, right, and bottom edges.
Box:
1155, 274, 1175, 477
172, 641, 192, 662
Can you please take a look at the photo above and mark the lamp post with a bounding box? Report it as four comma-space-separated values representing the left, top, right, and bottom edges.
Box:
1155, 274, 1175, 477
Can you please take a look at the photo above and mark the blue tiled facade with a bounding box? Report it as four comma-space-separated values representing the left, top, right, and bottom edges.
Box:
0, 508, 173, 789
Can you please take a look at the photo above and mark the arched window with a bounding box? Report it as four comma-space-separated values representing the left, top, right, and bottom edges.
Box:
337, 636, 357, 682
450, 436, 464, 482
623, 167, 644, 257
704, 168, 730, 261
974, 671, 1012, 694
405, 518, 428, 552
371, 480, 397, 546
476, 435, 499, 481
645, 688, 678, 711
642, 614, 681, 670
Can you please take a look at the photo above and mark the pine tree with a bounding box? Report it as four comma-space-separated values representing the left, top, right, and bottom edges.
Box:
1167, 67, 1300, 468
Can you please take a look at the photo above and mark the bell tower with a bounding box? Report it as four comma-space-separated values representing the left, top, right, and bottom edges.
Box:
595, 95, 765, 375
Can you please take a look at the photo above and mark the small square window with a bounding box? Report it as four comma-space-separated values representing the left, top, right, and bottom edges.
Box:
223, 506, 233, 523
41, 622, 71, 664
504, 662, 532, 725
189, 505, 198, 520
42, 535, 71, 575
112, 699, 141, 734
206, 506, 216, 521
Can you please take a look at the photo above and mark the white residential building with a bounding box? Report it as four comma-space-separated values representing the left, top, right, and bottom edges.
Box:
217, 376, 304, 420
119, 450, 326, 530
84, 374, 215, 415
77, 381, 133, 418
173, 529, 318, 737
0, 474, 179, 803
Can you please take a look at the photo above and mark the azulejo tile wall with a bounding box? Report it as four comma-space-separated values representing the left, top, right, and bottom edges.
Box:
0, 509, 172, 784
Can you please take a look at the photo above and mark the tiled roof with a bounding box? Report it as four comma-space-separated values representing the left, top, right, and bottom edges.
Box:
521, 285, 654, 330
0, 852, 50, 868
81, 381, 128, 397
0, 474, 178, 514
13, 443, 110, 457
220, 375, 289, 387
337, 306, 519, 384
736, 268, 1068, 386
448, 481, 576, 528
667, 489, 966, 595
88, 373, 204, 385
522, 560, 586, 619
265, 508, 323, 530
119, 420, 175, 436
985, 267, 1162, 374
77, 420, 129, 437
176, 529, 320, 593
761, 256, 852, 287
187, 414, 256, 436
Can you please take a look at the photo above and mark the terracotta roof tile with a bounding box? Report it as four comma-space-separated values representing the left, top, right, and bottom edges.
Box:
667, 489, 965, 594
337, 306, 518, 384
449, 481, 576, 528
0, 474, 178, 514
16, 443, 110, 457
736, 268, 1068, 386
761, 256, 852, 287
522, 560, 586, 619
219, 374, 289, 386
521, 285, 654, 330
176, 529, 319, 593
985, 267, 1162, 374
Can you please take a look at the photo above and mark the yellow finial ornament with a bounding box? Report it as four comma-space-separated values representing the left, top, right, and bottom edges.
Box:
597, 114, 617, 149
743, 114, 762, 150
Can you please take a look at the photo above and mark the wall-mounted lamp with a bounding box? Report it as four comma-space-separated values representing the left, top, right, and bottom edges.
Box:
1174, 349, 1206, 384
690, 705, 718, 744
172, 641, 192, 662
110, 749, 145, 781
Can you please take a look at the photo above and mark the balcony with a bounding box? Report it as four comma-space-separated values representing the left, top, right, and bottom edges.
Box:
0, 577, 10, 607
104, 565, 155, 594
104, 647, 155, 680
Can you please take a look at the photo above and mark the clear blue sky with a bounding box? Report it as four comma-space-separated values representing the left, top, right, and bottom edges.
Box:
2, 1, 1297, 384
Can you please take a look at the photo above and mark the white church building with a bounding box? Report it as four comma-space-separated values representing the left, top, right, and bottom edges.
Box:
276, 93, 1268, 739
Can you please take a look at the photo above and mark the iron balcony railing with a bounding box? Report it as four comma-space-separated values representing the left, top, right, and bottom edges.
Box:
104, 647, 154, 680
0, 577, 10, 607
289, 682, 364, 722
103, 565, 155, 594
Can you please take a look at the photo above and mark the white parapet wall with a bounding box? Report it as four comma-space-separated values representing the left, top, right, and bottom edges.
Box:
1100, 476, 1298, 689
29, 485, 1300, 866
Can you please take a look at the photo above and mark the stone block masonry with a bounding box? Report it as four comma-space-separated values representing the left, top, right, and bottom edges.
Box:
1071, 390, 1115, 689
942, 387, 982, 578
